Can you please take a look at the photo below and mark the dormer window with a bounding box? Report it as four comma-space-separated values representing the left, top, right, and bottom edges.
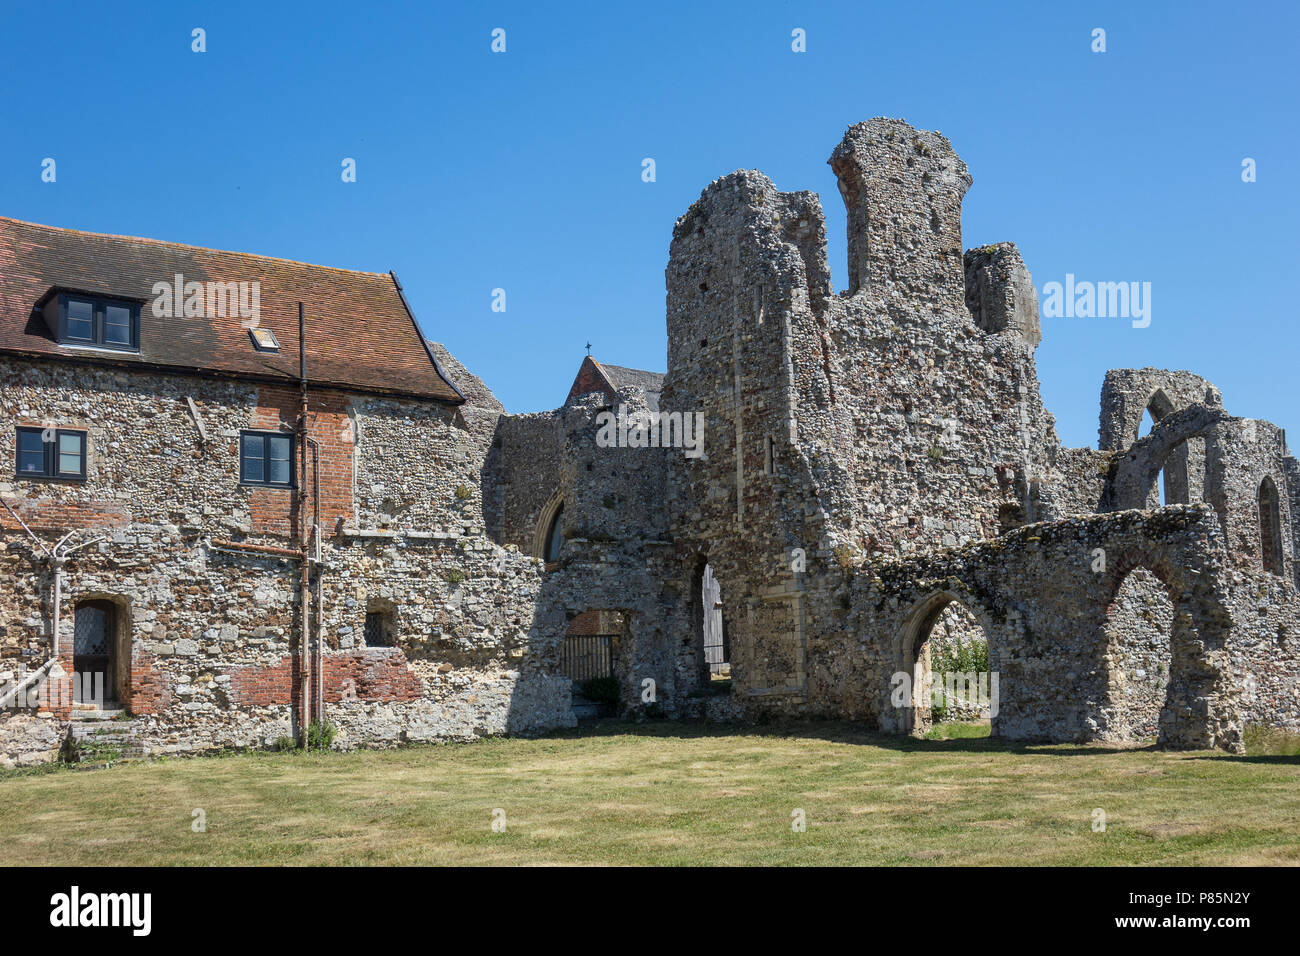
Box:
42, 292, 140, 352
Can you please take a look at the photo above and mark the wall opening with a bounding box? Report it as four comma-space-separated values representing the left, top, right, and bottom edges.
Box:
562, 610, 619, 681
1100, 568, 1174, 741
701, 563, 729, 678
364, 601, 395, 647
564, 610, 630, 717
72, 597, 129, 709
688, 558, 730, 695
1259, 476, 1284, 576
900, 595, 990, 736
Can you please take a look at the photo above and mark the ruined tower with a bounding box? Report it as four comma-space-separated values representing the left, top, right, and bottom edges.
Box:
828, 118, 972, 316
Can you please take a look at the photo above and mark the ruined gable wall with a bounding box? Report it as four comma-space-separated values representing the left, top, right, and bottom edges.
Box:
662, 170, 854, 705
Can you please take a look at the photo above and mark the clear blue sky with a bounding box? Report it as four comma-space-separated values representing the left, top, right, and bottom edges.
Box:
2, 1, 1295, 449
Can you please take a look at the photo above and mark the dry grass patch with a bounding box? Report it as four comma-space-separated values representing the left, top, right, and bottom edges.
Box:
0, 722, 1297, 866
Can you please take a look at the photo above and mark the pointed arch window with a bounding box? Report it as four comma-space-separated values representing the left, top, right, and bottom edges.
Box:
1259, 476, 1284, 576
544, 503, 565, 563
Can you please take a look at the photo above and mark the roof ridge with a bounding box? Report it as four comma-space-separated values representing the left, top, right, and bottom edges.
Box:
0, 215, 390, 281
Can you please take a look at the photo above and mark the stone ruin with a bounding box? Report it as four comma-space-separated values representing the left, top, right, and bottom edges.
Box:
2, 118, 1296, 763
500, 118, 1299, 754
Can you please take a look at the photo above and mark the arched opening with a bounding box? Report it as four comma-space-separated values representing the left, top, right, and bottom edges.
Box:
1143, 390, 1176, 506
701, 563, 728, 681
532, 493, 565, 563
544, 504, 564, 563
72, 597, 129, 709
898, 593, 991, 736
1259, 476, 1283, 576
1146, 437, 1206, 510
688, 557, 730, 695
1100, 568, 1174, 741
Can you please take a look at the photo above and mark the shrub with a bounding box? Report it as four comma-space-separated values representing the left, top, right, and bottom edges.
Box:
445, 568, 466, 584
307, 720, 337, 750
932, 638, 989, 679
454, 484, 474, 500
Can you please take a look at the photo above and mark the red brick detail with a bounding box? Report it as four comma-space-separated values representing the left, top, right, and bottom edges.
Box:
323, 652, 425, 703
36, 653, 77, 720
246, 387, 355, 537
227, 649, 423, 707
564, 356, 617, 407
567, 610, 603, 635
127, 650, 170, 715
0, 499, 130, 534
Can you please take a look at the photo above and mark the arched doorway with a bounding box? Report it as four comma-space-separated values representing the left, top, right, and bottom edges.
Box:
1100, 568, 1174, 741
897, 592, 991, 736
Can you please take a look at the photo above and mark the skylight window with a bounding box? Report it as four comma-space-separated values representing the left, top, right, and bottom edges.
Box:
249, 327, 280, 352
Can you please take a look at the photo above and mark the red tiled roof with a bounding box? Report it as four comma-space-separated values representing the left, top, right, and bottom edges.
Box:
0, 216, 463, 403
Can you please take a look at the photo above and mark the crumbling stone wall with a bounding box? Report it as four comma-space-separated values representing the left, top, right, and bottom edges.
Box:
841, 507, 1243, 751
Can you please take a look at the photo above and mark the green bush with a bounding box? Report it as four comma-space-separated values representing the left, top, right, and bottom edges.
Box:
932, 639, 988, 677
930, 638, 989, 722
307, 720, 337, 750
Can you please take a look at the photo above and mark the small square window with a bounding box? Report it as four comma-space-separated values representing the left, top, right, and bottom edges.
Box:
364, 610, 393, 647
240, 430, 294, 487
15, 426, 86, 480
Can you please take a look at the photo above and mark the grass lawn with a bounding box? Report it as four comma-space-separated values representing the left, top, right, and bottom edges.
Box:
1, 721, 1297, 866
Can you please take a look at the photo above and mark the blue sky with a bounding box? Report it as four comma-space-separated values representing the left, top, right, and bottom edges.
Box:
1, 1, 1295, 448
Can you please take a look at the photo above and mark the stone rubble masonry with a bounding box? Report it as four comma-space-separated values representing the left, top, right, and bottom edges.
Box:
3, 117, 1298, 764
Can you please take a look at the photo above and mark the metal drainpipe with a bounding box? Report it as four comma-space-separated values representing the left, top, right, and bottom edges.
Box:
50, 556, 64, 658
298, 302, 312, 747
304, 435, 323, 744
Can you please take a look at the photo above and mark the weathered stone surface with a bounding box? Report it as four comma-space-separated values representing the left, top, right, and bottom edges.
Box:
2, 118, 1296, 765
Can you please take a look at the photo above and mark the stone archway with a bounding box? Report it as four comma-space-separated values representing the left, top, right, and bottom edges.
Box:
1098, 548, 1241, 750
1098, 567, 1174, 741
892, 588, 998, 737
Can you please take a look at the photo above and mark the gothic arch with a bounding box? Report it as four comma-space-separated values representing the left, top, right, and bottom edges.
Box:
532, 491, 565, 562
1258, 475, 1284, 575
890, 586, 999, 736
